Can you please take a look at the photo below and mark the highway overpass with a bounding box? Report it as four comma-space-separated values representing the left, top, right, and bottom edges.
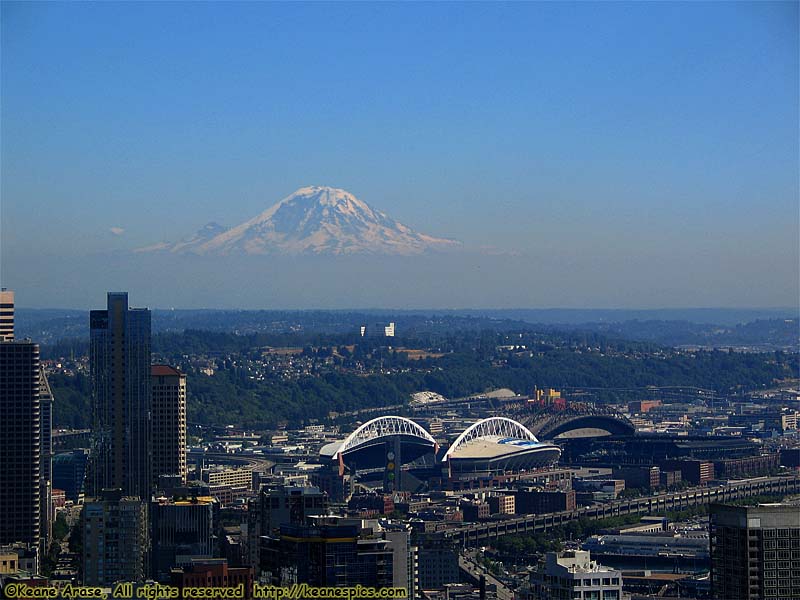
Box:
444, 474, 800, 547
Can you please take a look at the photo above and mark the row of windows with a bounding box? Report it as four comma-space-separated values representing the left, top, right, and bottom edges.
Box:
763, 529, 800, 538
763, 550, 796, 560
762, 540, 800, 549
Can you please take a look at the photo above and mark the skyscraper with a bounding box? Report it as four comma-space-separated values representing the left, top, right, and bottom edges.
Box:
151, 493, 217, 581
39, 368, 54, 557
89, 292, 152, 499
710, 502, 800, 600
151, 365, 187, 486
0, 341, 41, 552
53, 449, 89, 503
247, 486, 328, 574
261, 516, 394, 589
0, 289, 14, 340
383, 523, 418, 600
82, 489, 148, 585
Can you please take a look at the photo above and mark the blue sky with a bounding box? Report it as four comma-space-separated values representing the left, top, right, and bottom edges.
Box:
1, 2, 797, 309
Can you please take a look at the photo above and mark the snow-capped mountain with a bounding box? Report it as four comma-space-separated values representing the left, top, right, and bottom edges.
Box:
135, 222, 227, 254
138, 186, 459, 256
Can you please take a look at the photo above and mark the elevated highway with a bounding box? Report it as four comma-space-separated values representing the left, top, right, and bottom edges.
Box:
192, 451, 275, 472
445, 474, 800, 547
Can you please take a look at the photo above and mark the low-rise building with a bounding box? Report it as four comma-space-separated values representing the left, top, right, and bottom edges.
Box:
713, 453, 779, 479
460, 501, 490, 522
512, 489, 576, 514
487, 494, 515, 515
628, 400, 662, 414
170, 559, 253, 600
201, 467, 254, 504
573, 479, 625, 500
530, 550, 622, 600
659, 470, 682, 488
660, 459, 713, 485
612, 466, 659, 491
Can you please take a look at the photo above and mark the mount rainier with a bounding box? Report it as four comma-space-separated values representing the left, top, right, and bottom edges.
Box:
137, 186, 459, 256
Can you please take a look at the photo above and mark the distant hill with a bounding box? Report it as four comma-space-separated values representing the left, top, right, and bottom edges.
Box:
17, 307, 798, 350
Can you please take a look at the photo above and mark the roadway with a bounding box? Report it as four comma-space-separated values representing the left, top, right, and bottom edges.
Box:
197, 451, 275, 472
458, 553, 514, 600
445, 474, 800, 547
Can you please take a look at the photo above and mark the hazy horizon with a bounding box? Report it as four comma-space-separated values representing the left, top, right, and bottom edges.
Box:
14, 304, 799, 313
5, 250, 798, 312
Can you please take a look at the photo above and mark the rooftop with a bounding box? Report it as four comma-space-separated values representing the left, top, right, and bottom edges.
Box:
152, 364, 184, 377
546, 551, 619, 575
448, 437, 556, 459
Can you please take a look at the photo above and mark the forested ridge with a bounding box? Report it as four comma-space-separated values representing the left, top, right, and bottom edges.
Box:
49, 329, 798, 430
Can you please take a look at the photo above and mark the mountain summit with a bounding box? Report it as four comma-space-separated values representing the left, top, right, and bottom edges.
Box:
138, 186, 459, 256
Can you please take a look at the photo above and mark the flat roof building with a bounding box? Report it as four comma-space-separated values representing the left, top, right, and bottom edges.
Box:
0, 341, 41, 555
152, 365, 188, 485
0, 289, 14, 341
151, 494, 217, 582
530, 550, 622, 600
90, 292, 152, 499
83, 489, 148, 585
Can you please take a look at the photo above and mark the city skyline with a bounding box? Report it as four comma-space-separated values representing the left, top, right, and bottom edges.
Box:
1, 2, 799, 595
1, 2, 798, 309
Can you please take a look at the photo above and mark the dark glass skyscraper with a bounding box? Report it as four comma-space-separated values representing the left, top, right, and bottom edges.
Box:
0, 341, 41, 550
89, 292, 152, 499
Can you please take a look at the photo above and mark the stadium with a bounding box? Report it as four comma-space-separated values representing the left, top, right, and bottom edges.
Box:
442, 417, 562, 478
319, 415, 561, 482
319, 416, 439, 476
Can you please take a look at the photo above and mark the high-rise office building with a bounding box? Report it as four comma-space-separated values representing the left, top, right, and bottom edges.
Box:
82, 489, 148, 585
416, 535, 459, 591
0, 289, 14, 340
39, 368, 54, 557
261, 516, 394, 588
0, 341, 41, 554
383, 523, 418, 600
151, 493, 217, 581
710, 502, 800, 600
152, 365, 188, 485
89, 292, 152, 499
53, 449, 89, 503
247, 486, 328, 574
